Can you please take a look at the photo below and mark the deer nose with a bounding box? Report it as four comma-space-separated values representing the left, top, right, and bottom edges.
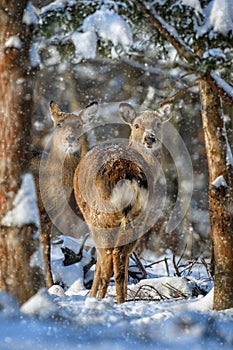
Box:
144, 133, 156, 146
66, 134, 76, 143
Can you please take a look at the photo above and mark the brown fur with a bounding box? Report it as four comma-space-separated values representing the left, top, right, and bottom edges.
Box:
31, 101, 98, 287
74, 102, 173, 302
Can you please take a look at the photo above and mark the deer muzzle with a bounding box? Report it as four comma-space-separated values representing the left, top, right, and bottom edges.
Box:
66, 134, 76, 144
143, 132, 157, 148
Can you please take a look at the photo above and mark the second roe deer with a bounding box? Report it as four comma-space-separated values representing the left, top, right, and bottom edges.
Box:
31, 101, 98, 287
73, 102, 173, 302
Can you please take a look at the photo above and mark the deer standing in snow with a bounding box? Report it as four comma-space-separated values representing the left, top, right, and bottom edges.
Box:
73, 102, 172, 302
31, 101, 98, 287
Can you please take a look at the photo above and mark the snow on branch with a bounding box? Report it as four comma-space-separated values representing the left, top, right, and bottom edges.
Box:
23, 2, 38, 27
83, 9, 132, 49
222, 125, 233, 167
208, 72, 233, 106
136, 1, 233, 106
71, 8, 132, 61
5, 36, 22, 50
182, 0, 233, 37
212, 175, 228, 189
135, 0, 200, 66
40, 0, 76, 14
209, 0, 233, 36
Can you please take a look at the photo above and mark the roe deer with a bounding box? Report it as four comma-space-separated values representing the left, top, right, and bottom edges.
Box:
31, 101, 98, 288
73, 102, 172, 302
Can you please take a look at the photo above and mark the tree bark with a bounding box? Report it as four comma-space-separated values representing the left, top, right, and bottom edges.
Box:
0, 1, 43, 304
199, 77, 233, 310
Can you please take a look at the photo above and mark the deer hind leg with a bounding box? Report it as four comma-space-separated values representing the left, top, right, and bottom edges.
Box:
113, 241, 137, 303
113, 246, 129, 303
90, 261, 101, 297
96, 248, 113, 299
124, 256, 130, 298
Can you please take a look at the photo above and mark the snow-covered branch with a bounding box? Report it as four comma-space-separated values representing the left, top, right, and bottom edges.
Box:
135, 0, 200, 66
208, 72, 233, 106
136, 0, 233, 106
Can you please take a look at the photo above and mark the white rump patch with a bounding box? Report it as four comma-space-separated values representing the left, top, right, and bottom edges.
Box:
110, 179, 148, 213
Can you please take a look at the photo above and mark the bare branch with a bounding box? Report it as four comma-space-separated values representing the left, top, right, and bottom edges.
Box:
172, 254, 181, 277
130, 284, 168, 301
163, 283, 188, 298
131, 252, 147, 279
158, 81, 198, 107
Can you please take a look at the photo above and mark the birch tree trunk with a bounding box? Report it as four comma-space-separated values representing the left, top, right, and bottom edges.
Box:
199, 77, 233, 310
0, 1, 43, 304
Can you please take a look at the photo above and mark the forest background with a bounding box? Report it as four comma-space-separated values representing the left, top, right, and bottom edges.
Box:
0, 0, 233, 312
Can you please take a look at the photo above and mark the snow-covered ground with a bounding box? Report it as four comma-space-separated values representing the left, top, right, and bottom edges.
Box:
1, 236, 233, 350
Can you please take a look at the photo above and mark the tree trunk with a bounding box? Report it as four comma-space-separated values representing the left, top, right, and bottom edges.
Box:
0, 1, 43, 304
199, 77, 233, 310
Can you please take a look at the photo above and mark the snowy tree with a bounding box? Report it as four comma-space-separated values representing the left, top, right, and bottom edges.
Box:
0, 1, 43, 304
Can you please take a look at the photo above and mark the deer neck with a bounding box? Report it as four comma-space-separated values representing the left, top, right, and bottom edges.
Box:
62, 135, 88, 188
62, 149, 87, 188
47, 146, 81, 190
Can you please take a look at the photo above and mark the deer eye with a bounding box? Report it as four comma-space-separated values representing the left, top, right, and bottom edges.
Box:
56, 119, 64, 128
134, 123, 140, 129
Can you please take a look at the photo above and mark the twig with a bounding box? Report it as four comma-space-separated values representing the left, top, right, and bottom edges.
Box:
173, 71, 196, 85
130, 284, 168, 301
201, 257, 214, 280
158, 81, 198, 107
163, 283, 188, 298
178, 260, 197, 276
144, 257, 170, 276
177, 243, 188, 266
145, 257, 170, 268
164, 257, 170, 277
131, 252, 147, 279
172, 254, 181, 277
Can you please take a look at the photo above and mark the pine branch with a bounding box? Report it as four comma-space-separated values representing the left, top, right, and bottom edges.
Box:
135, 0, 233, 106
135, 0, 199, 66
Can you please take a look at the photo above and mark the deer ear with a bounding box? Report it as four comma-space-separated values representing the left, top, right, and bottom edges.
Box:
119, 103, 136, 125
80, 101, 98, 124
157, 103, 173, 123
50, 101, 63, 125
